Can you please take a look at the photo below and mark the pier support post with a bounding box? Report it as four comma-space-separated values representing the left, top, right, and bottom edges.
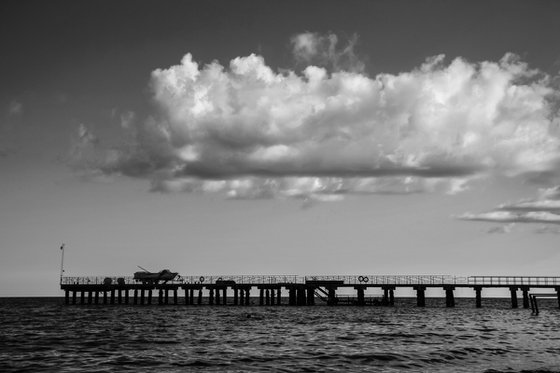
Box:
173, 289, 178, 305
88, 291, 93, 304
327, 288, 337, 306
297, 286, 307, 306
147, 289, 152, 305
80, 291, 85, 305
133, 289, 137, 305
124, 290, 129, 304
259, 288, 264, 306
165, 289, 169, 305
521, 287, 530, 309
556, 287, 560, 308
239, 289, 245, 306
382, 286, 395, 306
382, 288, 389, 306
95, 291, 99, 305
277, 288, 282, 305
509, 287, 518, 309
271, 289, 276, 305
474, 286, 482, 308
215, 287, 221, 305
65, 290, 69, 305
245, 288, 251, 305
265, 289, 270, 306
103, 291, 108, 305
355, 287, 365, 306
110, 290, 115, 305
414, 286, 426, 307
72, 291, 77, 305
444, 286, 455, 307
222, 288, 227, 305
306, 287, 315, 306
288, 287, 297, 306
197, 289, 202, 305
209, 288, 215, 305
234, 288, 239, 305
139, 289, 144, 305
118, 290, 122, 304
190, 289, 194, 305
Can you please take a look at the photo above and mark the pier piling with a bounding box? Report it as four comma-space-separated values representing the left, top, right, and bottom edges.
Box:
355, 286, 365, 306
414, 286, 426, 307
509, 287, 518, 308
444, 286, 455, 307
474, 286, 482, 308
521, 287, 530, 309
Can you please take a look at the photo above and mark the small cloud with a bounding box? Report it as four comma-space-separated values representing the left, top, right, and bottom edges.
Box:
534, 225, 560, 234
120, 111, 136, 129
487, 223, 515, 234
458, 210, 560, 225
8, 100, 23, 116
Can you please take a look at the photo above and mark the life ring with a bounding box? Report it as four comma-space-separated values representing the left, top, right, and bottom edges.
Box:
363, 276, 369, 283
217, 277, 223, 282
199, 276, 205, 283
358, 276, 364, 282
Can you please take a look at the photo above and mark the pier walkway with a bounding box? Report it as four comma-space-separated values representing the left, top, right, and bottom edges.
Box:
60, 275, 560, 309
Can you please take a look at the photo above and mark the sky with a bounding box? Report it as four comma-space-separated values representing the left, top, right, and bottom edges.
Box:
1, 0, 560, 296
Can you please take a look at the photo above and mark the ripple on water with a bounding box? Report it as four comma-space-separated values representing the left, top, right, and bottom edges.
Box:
2, 298, 560, 372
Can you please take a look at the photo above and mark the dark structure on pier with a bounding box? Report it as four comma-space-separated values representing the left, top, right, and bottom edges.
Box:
60, 275, 560, 310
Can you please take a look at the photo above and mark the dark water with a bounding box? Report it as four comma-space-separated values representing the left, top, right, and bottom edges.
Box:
2, 298, 560, 372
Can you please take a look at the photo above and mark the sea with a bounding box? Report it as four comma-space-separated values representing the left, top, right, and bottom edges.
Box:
1, 297, 560, 372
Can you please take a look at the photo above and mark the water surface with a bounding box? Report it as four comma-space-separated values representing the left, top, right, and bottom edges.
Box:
1, 298, 559, 372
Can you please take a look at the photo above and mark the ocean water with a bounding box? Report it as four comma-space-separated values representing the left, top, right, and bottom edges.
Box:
1, 297, 560, 372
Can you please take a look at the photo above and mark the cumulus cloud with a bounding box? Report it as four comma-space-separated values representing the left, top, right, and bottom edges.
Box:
458, 186, 560, 225
71, 33, 560, 201
291, 32, 364, 72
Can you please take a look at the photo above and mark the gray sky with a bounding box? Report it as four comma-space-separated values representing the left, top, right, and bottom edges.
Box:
1, 0, 560, 296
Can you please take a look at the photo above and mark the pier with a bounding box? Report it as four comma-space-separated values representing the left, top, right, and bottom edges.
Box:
60, 275, 560, 309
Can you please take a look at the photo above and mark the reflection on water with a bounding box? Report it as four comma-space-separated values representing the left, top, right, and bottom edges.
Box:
1, 298, 560, 372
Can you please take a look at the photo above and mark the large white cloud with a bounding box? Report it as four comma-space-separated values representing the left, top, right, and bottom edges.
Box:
72, 33, 560, 200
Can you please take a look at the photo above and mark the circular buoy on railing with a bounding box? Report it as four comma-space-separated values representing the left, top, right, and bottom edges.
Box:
217, 277, 223, 282
199, 276, 205, 283
363, 276, 369, 283
358, 276, 364, 283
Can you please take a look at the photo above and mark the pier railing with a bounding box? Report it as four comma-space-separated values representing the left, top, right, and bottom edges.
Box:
467, 276, 560, 286
181, 275, 469, 285
61, 275, 560, 287
60, 276, 185, 285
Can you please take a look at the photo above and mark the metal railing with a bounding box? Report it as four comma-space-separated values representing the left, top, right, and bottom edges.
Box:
181, 275, 299, 285
60, 276, 184, 285
61, 275, 560, 287
467, 276, 560, 286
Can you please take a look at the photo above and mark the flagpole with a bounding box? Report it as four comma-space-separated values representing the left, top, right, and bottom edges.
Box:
60, 244, 65, 284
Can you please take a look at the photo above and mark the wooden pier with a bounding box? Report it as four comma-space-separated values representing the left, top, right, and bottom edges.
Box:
60, 275, 560, 309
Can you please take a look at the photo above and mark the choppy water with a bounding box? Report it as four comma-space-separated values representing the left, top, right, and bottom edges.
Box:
1, 297, 560, 372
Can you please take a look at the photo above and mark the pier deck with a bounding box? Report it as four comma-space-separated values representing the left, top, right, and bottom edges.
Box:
60, 275, 560, 309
